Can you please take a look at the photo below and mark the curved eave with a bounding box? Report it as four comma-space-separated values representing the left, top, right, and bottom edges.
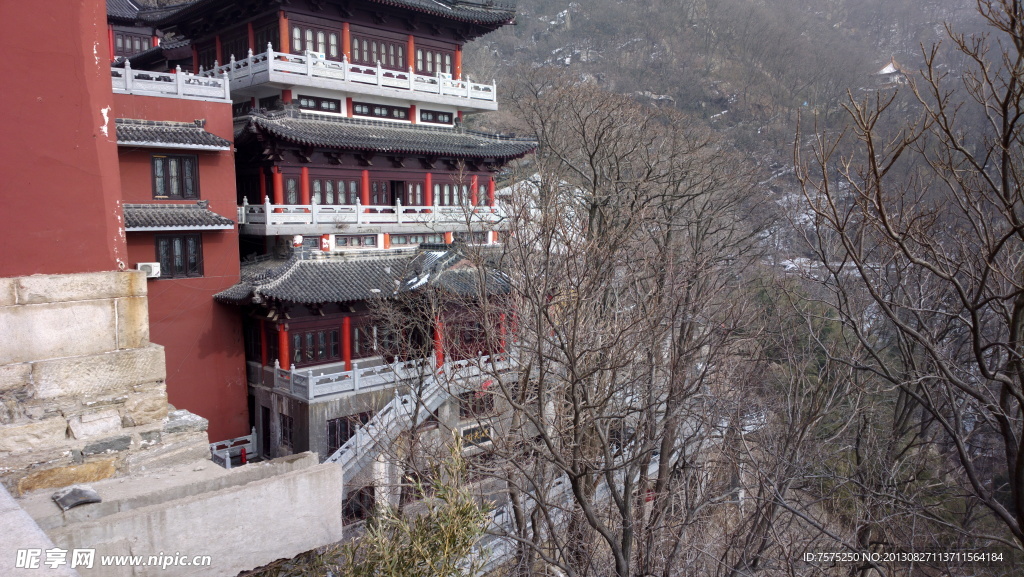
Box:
126, 224, 234, 231
117, 141, 231, 151
246, 120, 535, 161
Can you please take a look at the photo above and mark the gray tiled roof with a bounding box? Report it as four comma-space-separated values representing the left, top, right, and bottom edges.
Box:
138, 0, 199, 23
216, 246, 506, 306
107, 0, 141, 21
155, 0, 514, 26
366, 0, 516, 24
124, 202, 235, 231
216, 252, 416, 305
116, 119, 232, 150
241, 110, 536, 160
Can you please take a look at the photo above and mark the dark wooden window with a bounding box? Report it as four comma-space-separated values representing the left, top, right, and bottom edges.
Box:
197, 42, 217, 70
415, 48, 453, 75
433, 183, 468, 206
260, 406, 271, 457
290, 327, 341, 367
351, 35, 405, 70
279, 413, 294, 449
232, 101, 253, 117
155, 233, 203, 279
297, 95, 342, 113
152, 155, 199, 199
291, 23, 340, 60
343, 486, 375, 524
391, 233, 443, 246
114, 32, 151, 57
459, 390, 495, 419
285, 177, 299, 204
419, 109, 453, 124
327, 412, 370, 454
352, 101, 408, 121
404, 182, 424, 206
335, 235, 377, 249
258, 95, 281, 111
254, 22, 279, 53
221, 28, 248, 62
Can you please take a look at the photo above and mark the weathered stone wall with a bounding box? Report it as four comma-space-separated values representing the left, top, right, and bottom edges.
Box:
0, 271, 208, 495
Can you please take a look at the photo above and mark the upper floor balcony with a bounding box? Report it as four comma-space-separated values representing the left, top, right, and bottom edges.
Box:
237, 197, 505, 236
251, 354, 509, 402
198, 46, 497, 112
112, 62, 231, 103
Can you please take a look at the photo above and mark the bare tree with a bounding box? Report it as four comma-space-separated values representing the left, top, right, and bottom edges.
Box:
796, 0, 1024, 551
465, 70, 767, 577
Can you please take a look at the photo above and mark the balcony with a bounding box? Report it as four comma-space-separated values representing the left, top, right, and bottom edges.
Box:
263, 354, 508, 401
112, 63, 231, 103
199, 46, 497, 112
237, 197, 504, 235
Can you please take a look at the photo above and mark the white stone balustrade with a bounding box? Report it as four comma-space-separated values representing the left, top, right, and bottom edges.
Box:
238, 196, 502, 227
272, 354, 507, 401
112, 62, 230, 102
199, 45, 496, 107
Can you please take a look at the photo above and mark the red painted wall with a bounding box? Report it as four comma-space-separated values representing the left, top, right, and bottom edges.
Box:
0, 0, 126, 276
116, 93, 248, 441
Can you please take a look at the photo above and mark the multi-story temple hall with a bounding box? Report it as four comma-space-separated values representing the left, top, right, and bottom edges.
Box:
101, 0, 534, 519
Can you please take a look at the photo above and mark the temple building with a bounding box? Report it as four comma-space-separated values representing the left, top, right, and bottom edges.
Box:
101, 0, 534, 516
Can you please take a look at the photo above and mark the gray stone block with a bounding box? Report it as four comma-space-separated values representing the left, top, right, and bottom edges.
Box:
0, 300, 118, 365
15, 271, 145, 305
163, 410, 208, 434
83, 435, 132, 456
68, 409, 122, 440
31, 345, 166, 400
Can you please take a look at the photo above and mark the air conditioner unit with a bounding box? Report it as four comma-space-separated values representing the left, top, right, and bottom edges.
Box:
137, 262, 161, 278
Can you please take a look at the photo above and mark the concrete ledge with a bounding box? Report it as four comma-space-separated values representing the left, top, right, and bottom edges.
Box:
22, 454, 340, 577
0, 486, 79, 576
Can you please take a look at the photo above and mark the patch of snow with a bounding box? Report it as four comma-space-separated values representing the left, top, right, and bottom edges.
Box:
99, 106, 111, 137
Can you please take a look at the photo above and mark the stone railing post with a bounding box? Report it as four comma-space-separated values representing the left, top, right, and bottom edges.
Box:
175, 65, 185, 96
376, 61, 383, 86
124, 60, 134, 91
355, 199, 363, 224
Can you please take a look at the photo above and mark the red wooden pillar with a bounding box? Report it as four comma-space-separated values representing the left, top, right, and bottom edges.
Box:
454, 46, 462, 80
487, 176, 496, 207
272, 167, 284, 213
258, 166, 267, 201
215, 35, 223, 65
152, 35, 160, 48
383, 233, 391, 249
424, 172, 433, 207
107, 26, 115, 61
361, 169, 370, 206
410, 104, 417, 124
345, 97, 353, 117
259, 321, 269, 366
277, 324, 291, 369
342, 23, 351, 61
300, 166, 311, 206
498, 313, 507, 353
433, 318, 444, 368
281, 89, 293, 104
247, 22, 255, 53
470, 175, 479, 206
278, 11, 290, 53
444, 231, 453, 244
342, 317, 352, 371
